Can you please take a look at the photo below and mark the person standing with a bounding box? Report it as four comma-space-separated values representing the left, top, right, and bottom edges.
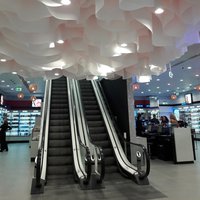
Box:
0, 119, 12, 152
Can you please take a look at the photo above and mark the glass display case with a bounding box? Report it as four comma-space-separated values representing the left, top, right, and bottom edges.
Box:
6, 110, 41, 136
177, 105, 200, 139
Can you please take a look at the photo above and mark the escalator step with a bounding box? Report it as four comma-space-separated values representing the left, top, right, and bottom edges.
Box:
48, 139, 71, 147
47, 165, 73, 175
48, 147, 72, 156
48, 156, 73, 165
49, 125, 70, 132
49, 133, 71, 140
89, 126, 107, 133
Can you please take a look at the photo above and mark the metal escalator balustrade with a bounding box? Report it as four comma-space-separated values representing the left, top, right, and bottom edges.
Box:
92, 80, 150, 184
79, 80, 118, 175
73, 79, 105, 186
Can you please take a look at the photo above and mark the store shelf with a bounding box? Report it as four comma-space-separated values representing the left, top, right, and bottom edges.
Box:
7, 110, 41, 136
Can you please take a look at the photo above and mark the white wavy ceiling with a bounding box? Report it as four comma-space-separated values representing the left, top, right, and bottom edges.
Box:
0, 0, 200, 80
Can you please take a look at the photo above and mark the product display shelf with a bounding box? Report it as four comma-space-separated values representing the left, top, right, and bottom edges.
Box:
178, 106, 200, 138
7, 110, 41, 136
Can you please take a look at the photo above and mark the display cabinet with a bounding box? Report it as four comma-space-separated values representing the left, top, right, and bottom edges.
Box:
7, 110, 41, 136
177, 105, 200, 139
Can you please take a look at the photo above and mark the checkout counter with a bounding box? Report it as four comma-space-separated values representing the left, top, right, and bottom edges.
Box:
143, 125, 195, 164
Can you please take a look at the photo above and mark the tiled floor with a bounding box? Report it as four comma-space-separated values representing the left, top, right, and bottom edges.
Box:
0, 142, 200, 200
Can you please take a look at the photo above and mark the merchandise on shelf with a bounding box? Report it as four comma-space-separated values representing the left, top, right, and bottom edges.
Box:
6, 110, 41, 136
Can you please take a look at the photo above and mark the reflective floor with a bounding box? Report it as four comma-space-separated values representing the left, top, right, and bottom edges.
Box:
0, 142, 200, 200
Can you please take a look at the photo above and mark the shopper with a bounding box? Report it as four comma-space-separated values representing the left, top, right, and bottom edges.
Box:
0, 119, 12, 152
150, 114, 160, 125
169, 113, 179, 127
136, 113, 144, 136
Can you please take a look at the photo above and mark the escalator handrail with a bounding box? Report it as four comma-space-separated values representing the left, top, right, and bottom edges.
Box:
67, 78, 92, 183
75, 79, 105, 182
97, 81, 150, 178
92, 80, 148, 179
34, 80, 51, 186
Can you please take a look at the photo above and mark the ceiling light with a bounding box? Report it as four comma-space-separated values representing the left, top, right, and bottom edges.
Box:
6, 85, 10, 87
93, 76, 98, 80
158, 92, 161, 94
12, 71, 17, 74
0, 59, 6, 62
148, 89, 151, 92
170, 94, 177, 100
195, 74, 199, 77
1, 80, 5, 82
49, 42, 55, 48
61, 0, 71, 5
132, 83, 140, 90
146, 83, 149, 85
167, 83, 171, 86
154, 8, 164, 14
121, 43, 127, 47
57, 40, 64, 44
177, 87, 180, 89
55, 73, 60, 76
141, 91, 144, 94
189, 84, 192, 86
166, 90, 170, 92
137, 75, 152, 83
157, 86, 160, 89
11, 88, 14, 90
180, 79, 183, 81
156, 78, 160, 81
187, 66, 192, 69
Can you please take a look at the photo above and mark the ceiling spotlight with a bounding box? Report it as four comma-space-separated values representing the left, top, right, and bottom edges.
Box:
170, 94, 177, 100
12, 71, 17, 74
187, 66, 192, 69
61, 0, 71, 5
154, 8, 164, 14
132, 83, 140, 90
57, 40, 64, 44
195, 74, 199, 77
55, 73, 60, 76
49, 42, 55, 48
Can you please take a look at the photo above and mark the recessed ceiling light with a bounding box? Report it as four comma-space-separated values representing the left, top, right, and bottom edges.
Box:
55, 73, 60, 76
148, 89, 151, 92
27, 81, 30, 83
1, 80, 5, 82
195, 74, 199, 77
57, 40, 64, 44
146, 83, 149, 85
141, 91, 144, 94
6, 85, 10, 87
180, 79, 183, 81
157, 86, 160, 89
158, 92, 161, 94
187, 66, 192, 69
177, 87, 180, 89
11, 88, 14, 90
189, 84, 192, 86
0, 59, 6, 62
61, 0, 71, 5
167, 83, 171, 86
12, 71, 17, 74
154, 8, 164, 14
166, 90, 170, 92
49, 42, 55, 48
156, 78, 160, 81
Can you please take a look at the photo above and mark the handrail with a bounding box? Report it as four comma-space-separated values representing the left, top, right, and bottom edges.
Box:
92, 80, 150, 181
97, 81, 150, 179
67, 78, 92, 184
31, 80, 51, 192
74, 79, 105, 183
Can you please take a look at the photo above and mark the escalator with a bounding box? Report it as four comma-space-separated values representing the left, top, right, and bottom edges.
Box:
47, 77, 74, 185
79, 80, 118, 176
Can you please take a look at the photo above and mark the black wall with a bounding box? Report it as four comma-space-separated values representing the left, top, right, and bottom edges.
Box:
100, 78, 130, 140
